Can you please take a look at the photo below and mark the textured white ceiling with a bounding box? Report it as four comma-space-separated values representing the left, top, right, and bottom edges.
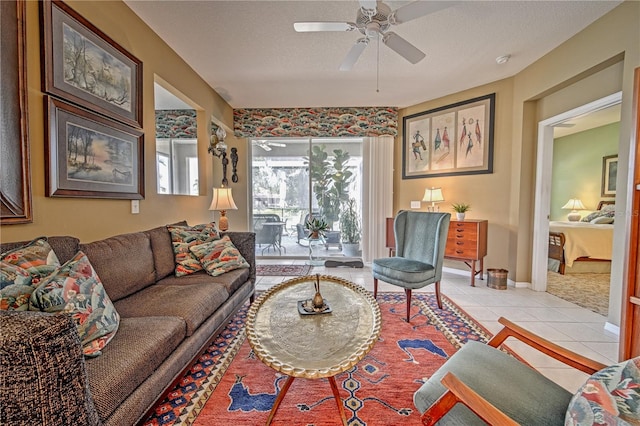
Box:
125, 0, 621, 108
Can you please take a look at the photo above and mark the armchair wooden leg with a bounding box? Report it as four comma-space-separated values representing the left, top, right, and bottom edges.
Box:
373, 278, 378, 299
405, 289, 412, 322
435, 281, 442, 309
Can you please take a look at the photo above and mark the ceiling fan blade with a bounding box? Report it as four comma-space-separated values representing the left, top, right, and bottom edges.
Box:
294, 22, 356, 32
382, 32, 425, 64
339, 38, 369, 71
391, 1, 456, 24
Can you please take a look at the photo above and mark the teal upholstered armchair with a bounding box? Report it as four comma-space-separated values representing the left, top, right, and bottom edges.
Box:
414, 317, 640, 425
372, 211, 450, 322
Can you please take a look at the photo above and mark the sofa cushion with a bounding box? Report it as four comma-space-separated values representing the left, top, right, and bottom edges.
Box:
0, 261, 34, 310
31, 251, 120, 357
565, 357, 640, 425
0, 311, 100, 426
113, 280, 229, 336
0, 237, 61, 283
85, 316, 186, 422
189, 235, 250, 276
168, 222, 220, 277
414, 340, 573, 425
145, 221, 187, 281
80, 232, 156, 302
157, 267, 250, 296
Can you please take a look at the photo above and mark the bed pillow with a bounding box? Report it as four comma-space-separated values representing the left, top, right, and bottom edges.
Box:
0, 261, 34, 311
0, 238, 61, 284
30, 251, 120, 357
189, 236, 250, 277
582, 209, 615, 223
168, 222, 221, 277
591, 216, 614, 224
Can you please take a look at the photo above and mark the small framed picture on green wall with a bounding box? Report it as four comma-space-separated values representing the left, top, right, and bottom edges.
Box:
602, 154, 617, 197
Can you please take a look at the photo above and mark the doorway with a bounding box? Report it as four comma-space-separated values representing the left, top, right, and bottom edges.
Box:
531, 93, 622, 313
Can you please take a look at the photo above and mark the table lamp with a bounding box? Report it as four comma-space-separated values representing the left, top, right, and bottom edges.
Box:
209, 187, 238, 231
422, 187, 444, 212
562, 198, 586, 222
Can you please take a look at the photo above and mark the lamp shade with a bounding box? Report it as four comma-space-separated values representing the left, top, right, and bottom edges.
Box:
561, 198, 586, 210
422, 188, 444, 203
209, 187, 238, 211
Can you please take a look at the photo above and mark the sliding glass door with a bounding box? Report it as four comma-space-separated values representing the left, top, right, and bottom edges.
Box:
250, 137, 362, 259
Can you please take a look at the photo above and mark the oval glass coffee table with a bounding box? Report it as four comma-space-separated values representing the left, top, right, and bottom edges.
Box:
246, 274, 382, 425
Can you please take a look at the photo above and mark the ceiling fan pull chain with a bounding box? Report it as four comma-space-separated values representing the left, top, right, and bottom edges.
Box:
376, 34, 380, 93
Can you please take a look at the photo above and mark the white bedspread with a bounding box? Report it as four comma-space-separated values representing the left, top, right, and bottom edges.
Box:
548, 221, 614, 267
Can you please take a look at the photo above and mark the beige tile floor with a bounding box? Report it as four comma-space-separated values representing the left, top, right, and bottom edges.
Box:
256, 259, 620, 393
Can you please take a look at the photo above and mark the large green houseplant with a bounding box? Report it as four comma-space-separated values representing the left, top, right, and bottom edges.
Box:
340, 198, 361, 257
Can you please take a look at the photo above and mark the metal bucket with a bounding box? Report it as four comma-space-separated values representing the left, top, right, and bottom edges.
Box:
486, 268, 508, 290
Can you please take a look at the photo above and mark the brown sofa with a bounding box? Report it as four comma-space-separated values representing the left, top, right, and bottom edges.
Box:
0, 223, 255, 425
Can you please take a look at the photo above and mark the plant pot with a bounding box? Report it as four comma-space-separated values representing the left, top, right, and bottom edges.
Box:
456, 213, 466, 221
342, 242, 360, 257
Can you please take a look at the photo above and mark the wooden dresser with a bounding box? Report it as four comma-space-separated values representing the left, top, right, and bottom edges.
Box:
445, 219, 488, 286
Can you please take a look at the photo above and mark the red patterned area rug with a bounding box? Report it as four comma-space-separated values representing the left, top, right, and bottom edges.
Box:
143, 292, 493, 426
256, 264, 313, 276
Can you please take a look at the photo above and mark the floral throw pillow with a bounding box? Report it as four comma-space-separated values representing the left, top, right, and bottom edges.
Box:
0, 261, 34, 311
189, 235, 250, 277
0, 238, 61, 284
168, 223, 220, 277
30, 251, 120, 357
565, 357, 640, 425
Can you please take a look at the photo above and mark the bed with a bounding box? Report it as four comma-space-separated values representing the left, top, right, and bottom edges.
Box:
548, 201, 615, 274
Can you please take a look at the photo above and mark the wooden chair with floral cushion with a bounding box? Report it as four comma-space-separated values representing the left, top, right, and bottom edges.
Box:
414, 317, 640, 425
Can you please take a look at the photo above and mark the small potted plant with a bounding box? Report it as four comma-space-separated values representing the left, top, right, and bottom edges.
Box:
340, 198, 361, 257
452, 203, 471, 221
305, 217, 328, 239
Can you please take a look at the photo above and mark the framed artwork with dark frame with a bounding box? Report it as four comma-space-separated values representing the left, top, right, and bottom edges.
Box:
402, 93, 495, 179
40, 0, 143, 128
602, 154, 618, 197
1, 0, 32, 224
45, 96, 144, 199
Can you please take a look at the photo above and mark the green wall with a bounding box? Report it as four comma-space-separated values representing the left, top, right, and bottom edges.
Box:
550, 122, 619, 221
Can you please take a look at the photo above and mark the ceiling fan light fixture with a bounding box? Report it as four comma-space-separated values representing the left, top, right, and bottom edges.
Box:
496, 54, 511, 65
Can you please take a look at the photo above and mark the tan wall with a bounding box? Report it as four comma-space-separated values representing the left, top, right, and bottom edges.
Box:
395, 1, 639, 298
396, 78, 515, 274
0, 0, 248, 245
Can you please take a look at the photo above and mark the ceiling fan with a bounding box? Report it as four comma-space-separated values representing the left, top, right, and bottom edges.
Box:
294, 0, 454, 71
253, 140, 287, 151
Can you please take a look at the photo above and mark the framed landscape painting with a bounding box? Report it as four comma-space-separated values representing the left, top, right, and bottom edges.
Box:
602, 154, 618, 197
403, 93, 495, 179
41, 0, 143, 127
45, 97, 144, 199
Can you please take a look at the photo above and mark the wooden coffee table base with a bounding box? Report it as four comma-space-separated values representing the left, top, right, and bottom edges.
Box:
266, 376, 347, 426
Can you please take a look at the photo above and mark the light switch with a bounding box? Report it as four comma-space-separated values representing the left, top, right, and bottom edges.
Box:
131, 200, 140, 214
410, 201, 421, 209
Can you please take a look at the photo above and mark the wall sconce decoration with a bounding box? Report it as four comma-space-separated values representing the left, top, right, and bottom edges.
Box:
231, 147, 239, 183
422, 187, 444, 212
209, 187, 238, 231
209, 124, 229, 186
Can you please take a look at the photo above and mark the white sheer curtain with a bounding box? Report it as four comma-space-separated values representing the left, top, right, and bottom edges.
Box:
362, 136, 394, 263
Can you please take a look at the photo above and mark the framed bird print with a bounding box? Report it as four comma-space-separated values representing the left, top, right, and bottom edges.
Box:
402, 93, 495, 179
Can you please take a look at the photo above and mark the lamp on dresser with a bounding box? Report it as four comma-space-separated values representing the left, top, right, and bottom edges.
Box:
562, 198, 586, 222
422, 187, 444, 212
209, 187, 237, 231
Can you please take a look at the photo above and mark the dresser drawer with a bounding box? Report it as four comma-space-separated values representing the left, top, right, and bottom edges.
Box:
445, 238, 479, 258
